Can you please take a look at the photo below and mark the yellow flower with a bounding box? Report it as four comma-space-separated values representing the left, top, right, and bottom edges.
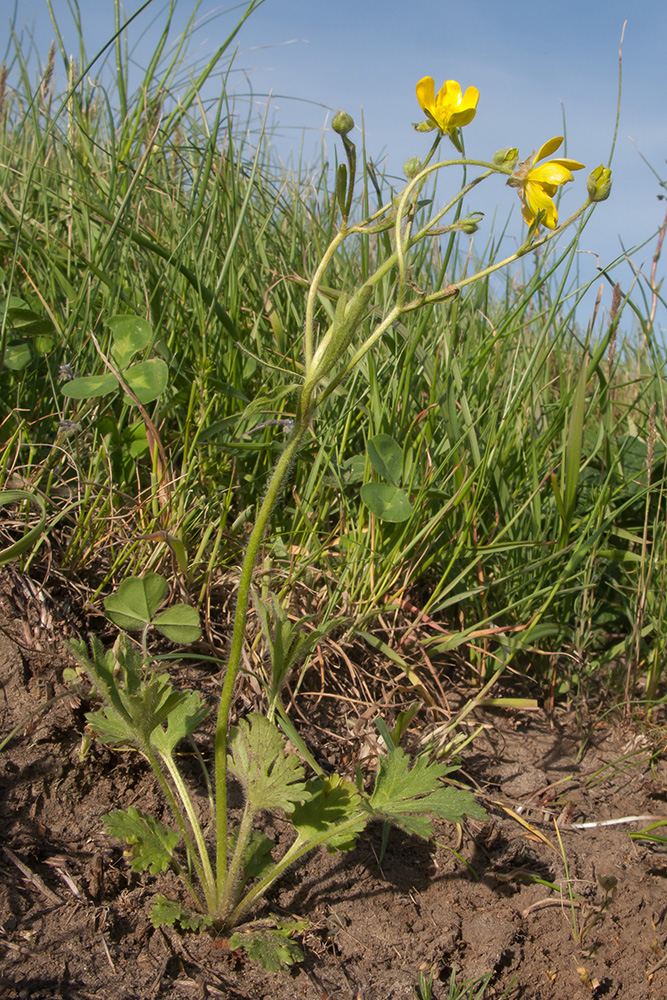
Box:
509, 137, 585, 229
415, 76, 479, 134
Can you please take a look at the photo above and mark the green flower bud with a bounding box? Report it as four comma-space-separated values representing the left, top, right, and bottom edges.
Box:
332, 110, 354, 136
403, 156, 423, 179
412, 119, 437, 133
493, 147, 519, 168
456, 212, 484, 234
587, 164, 612, 202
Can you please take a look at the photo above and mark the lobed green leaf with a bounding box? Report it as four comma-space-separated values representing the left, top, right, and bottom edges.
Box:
108, 315, 154, 368
369, 747, 485, 837
123, 358, 169, 404
292, 775, 367, 853
150, 895, 213, 930
229, 922, 306, 972
149, 688, 209, 757
228, 713, 308, 814
104, 806, 180, 874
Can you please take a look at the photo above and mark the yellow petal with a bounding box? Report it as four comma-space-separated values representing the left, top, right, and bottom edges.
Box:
449, 85, 479, 126
416, 76, 436, 114
461, 86, 480, 111
529, 162, 574, 186
435, 79, 462, 113
521, 198, 536, 226
548, 157, 585, 172
449, 107, 477, 127
534, 137, 564, 164
525, 181, 558, 228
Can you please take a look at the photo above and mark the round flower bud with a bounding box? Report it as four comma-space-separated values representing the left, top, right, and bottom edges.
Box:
403, 156, 423, 179
412, 119, 437, 133
587, 165, 612, 202
456, 212, 484, 234
493, 147, 519, 168
332, 110, 355, 136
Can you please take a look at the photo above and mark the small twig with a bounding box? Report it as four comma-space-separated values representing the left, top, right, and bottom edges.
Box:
3, 847, 61, 903
569, 814, 664, 830
647, 949, 667, 977
100, 931, 116, 972
0, 936, 32, 956
44, 858, 84, 900
522, 898, 581, 918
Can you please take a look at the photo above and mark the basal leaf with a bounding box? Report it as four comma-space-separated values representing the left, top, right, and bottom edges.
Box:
229, 922, 305, 972
149, 688, 209, 757
6, 307, 54, 332
104, 806, 179, 874
85, 704, 137, 746
414, 784, 487, 825
228, 713, 308, 814
371, 747, 449, 803
80, 631, 195, 751
125, 421, 149, 457
241, 829, 276, 881
0, 295, 25, 311
129, 673, 188, 743
150, 895, 212, 930
3, 343, 32, 370
360, 483, 413, 522
367, 433, 403, 486
292, 775, 367, 853
34, 333, 55, 355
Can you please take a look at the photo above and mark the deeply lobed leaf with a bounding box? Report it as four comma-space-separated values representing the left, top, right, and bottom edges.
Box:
369, 747, 485, 836
104, 807, 180, 874
229, 921, 306, 972
228, 713, 308, 814
149, 688, 209, 757
292, 775, 367, 852
150, 896, 213, 930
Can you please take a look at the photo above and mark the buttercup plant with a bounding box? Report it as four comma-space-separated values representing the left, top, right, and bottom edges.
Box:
69, 74, 612, 969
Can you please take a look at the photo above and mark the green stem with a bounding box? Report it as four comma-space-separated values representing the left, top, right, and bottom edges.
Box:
317, 303, 404, 406
304, 230, 347, 368
226, 812, 369, 928
214, 418, 310, 898
143, 746, 209, 912
160, 751, 216, 905
218, 801, 256, 920
346, 168, 495, 296
453, 202, 593, 293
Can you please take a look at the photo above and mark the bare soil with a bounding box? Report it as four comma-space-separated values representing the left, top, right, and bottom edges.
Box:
1, 569, 667, 999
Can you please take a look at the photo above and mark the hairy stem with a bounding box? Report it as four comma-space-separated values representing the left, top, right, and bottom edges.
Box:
214, 418, 310, 897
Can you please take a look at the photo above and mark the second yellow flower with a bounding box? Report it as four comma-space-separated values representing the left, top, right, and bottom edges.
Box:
509, 137, 585, 229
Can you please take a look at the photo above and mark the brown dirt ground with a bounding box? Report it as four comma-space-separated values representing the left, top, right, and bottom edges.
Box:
1, 568, 667, 1000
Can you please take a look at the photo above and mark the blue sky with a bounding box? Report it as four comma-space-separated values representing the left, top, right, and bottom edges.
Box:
9, 0, 667, 337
